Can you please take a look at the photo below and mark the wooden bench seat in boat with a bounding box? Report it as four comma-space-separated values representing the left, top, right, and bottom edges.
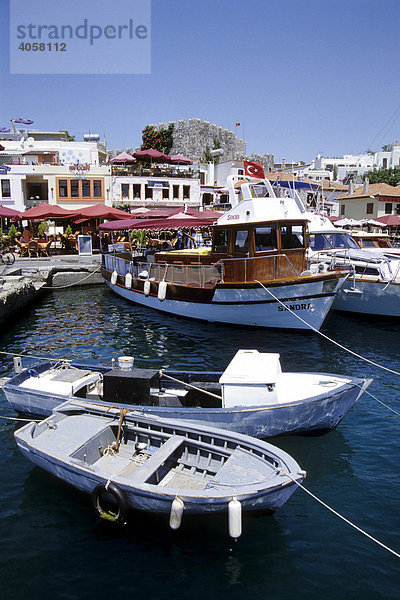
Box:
120, 435, 185, 482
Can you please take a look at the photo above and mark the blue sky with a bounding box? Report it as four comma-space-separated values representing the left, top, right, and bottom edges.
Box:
1, 0, 400, 162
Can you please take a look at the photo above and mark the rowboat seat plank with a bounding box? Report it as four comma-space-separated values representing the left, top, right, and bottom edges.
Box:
125, 435, 185, 483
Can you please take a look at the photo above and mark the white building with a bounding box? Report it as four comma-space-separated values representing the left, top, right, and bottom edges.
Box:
0, 130, 111, 210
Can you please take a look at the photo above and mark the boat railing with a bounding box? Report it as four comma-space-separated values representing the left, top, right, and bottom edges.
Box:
153, 262, 223, 287
104, 253, 222, 288
310, 249, 393, 280
218, 254, 300, 282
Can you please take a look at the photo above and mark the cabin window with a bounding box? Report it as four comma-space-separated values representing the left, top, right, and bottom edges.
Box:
234, 230, 249, 253
145, 184, 153, 199
250, 183, 269, 198
255, 226, 277, 251
173, 184, 179, 199
183, 185, 190, 199
384, 203, 392, 214
280, 225, 304, 249
133, 184, 141, 199
162, 187, 170, 199
213, 229, 229, 253
366, 203, 374, 214
340, 205, 345, 216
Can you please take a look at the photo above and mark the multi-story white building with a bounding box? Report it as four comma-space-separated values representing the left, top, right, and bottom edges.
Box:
0, 130, 111, 210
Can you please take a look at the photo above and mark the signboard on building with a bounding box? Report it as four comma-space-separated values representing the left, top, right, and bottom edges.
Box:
147, 180, 169, 189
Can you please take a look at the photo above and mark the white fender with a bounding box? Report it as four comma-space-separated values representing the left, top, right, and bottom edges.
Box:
169, 497, 184, 530
111, 271, 118, 285
228, 497, 242, 539
158, 280, 167, 302
125, 273, 132, 288
143, 279, 151, 297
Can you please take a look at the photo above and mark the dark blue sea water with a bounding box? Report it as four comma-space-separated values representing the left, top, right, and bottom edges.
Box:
1, 287, 399, 599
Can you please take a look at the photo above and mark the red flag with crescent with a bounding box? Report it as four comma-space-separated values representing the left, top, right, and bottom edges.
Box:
243, 161, 265, 179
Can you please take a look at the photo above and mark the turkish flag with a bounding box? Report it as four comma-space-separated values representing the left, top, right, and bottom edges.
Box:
243, 161, 265, 179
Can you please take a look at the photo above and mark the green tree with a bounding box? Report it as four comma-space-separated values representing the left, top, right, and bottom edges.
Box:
141, 123, 174, 154
8, 224, 17, 244
62, 130, 75, 141
363, 166, 400, 186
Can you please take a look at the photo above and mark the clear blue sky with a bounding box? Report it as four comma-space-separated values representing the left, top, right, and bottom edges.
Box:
1, 0, 400, 163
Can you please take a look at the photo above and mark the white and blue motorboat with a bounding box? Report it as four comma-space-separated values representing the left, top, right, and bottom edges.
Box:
4, 350, 372, 438
14, 399, 306, 537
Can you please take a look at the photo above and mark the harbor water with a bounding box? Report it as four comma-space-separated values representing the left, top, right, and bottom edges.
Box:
0, 287, 399, 599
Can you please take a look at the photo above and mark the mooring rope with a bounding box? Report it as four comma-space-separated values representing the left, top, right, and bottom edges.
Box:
40, 265, 102, 289
279, 469, 400, 560
254, 280, 400, 377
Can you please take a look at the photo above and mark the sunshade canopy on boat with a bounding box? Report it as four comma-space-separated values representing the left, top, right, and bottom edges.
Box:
133, 148, 170, 163
99, 216, 216, 231
374, 214, 400, 226
109, 152, 136, 164
0, 205, 22, 218
68, 203, 130, 220
334, 218, 362, 227
272, 179, 320, 190
15, 203, 74, 220
328, 215, 341, 223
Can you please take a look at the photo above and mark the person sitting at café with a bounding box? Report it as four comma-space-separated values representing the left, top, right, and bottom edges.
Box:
20, 227, 32, 243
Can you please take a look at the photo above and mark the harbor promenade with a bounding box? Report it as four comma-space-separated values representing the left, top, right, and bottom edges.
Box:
0, 253, 103, 325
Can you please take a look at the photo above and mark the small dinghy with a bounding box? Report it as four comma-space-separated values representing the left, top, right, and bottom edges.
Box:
4, 350, 372, 438
14, 400, 306, 538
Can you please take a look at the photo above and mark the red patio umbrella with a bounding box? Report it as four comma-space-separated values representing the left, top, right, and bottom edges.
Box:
110, 152, 136, 164
133, 148, 170, 163
16, 203, 74, 220
169, 154, 193, 165
375, 215, 400, 226
0, 205, 22, 219
69, 203, 131, 220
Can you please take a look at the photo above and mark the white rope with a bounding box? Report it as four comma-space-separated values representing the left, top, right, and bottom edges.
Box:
280, 469, 400, 560
254, 280, 400, 377
356, 383, 400, 417
0, 414, 40, 422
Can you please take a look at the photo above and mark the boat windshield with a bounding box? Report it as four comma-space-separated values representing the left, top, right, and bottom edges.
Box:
249, 183, 270, 198
310, 233, 360, 251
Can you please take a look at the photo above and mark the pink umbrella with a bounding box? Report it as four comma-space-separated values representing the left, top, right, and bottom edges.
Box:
133, 148, 170, 163
69, 203, 131, 220
0, 205, 22, 219
16, 203, 74, 220
375, 215, 400, 226
169, 154, 193, 165
110, 152, 136, 164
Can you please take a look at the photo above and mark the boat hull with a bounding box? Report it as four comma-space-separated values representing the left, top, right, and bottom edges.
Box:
103, 271, 346, 330
14, 403, 305, 514
5, 369, 370, 438
333, 278, 400, 316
